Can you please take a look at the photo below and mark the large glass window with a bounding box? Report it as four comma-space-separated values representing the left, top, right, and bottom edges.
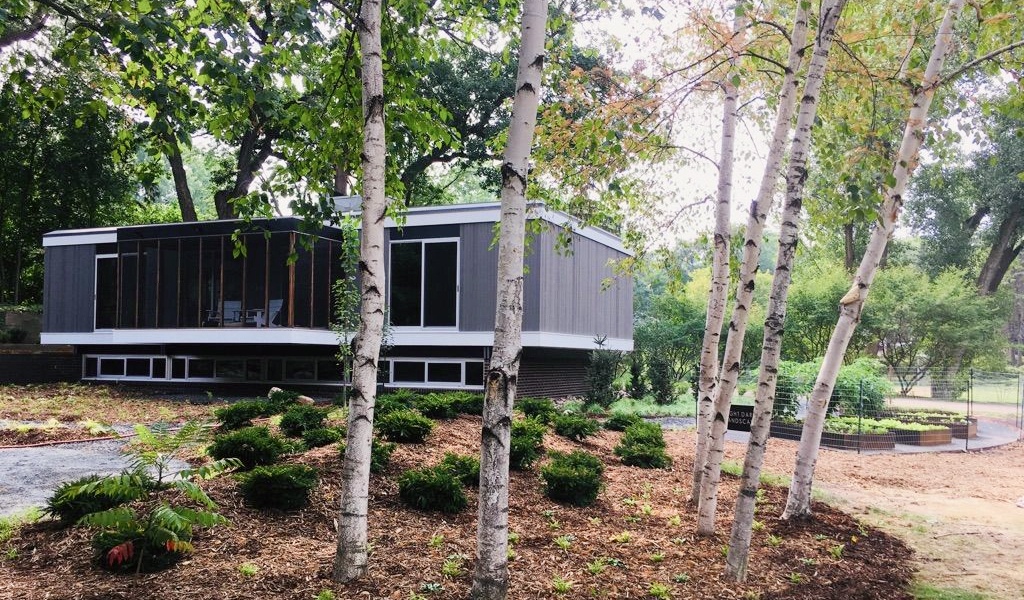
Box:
390, 240, 458, 328
118, 242, 138, 328
244, 235, 267, 327
95, 256, 118, 329
293, 237, 312, 328
222, 240, 244, 326
200, 237, 222, 327
312, 239, 331, 329
157, 240, 179, 328
179, 238, 201, 327
138, 241, 159, 328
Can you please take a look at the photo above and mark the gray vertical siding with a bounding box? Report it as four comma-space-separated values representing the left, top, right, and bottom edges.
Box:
43, 245, 96, 332
458, 221, 540, 332
538, 225, 633, 340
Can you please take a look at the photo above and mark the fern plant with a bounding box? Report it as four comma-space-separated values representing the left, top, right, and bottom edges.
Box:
60, 421, 240, 572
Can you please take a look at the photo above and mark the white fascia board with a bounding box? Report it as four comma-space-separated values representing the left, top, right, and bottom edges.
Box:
43, 230, 118, 247
43, 329, 633, 351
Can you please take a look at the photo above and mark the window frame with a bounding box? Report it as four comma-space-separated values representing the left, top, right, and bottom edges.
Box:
94, 253, 119, 331
388, 237, 460, 330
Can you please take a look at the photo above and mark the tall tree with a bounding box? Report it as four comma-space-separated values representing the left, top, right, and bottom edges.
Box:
720, 0, 848, 579
333, 0, 387, 582
696, 0, 810, 538
691, 5, 741, 506
471, 0, 548, 597
782, 0, 965, 520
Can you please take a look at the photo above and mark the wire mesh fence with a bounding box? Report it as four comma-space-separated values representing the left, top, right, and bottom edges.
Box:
727, 368, 1023, 452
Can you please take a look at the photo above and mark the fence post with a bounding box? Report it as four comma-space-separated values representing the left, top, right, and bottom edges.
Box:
858, 379, 863, 455
966, 368, 973, 452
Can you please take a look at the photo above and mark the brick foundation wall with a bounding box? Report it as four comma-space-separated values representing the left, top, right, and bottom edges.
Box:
0, 345, 79, 384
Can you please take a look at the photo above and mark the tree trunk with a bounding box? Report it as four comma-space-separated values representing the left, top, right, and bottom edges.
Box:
693, 10, 744, 533
471, 1, 547, 598
691, 11, 741, 505
333, 0, 386, 582
722, 0, 848, 580
782, 0, 965, 521
976, 206, 1023, 295
695, 0, 811, 539
334, 164, 351, 196
843, 223, 855, 270
165, 138, 198, 222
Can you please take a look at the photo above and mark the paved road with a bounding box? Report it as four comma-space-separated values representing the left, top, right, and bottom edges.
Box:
0, 439, 190, 517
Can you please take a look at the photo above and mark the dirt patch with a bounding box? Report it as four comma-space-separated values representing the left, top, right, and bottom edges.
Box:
0, 383, 227, 424
0, 418, 915, 600
0, 426, 105, 447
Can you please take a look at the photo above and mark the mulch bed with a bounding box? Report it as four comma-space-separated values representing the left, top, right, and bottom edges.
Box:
0, 426, 105, 446
0, 416, 914, 600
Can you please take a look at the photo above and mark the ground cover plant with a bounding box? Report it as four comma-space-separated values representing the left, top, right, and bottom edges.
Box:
603, 412, 643, 431
509, 417, 547, 470
279, 405, 329, 438
514, 397, 557, 423
551, 413, 601, 442
0, 383, 222, 423
238, 464, 319, 510
397, 466, 468, 513
412, 394, 459, 420
215, 400, 276, 430
540, 450, 604, 506
376, 409, 434, 443
0, 414, 919, 599
208, 426, 288, 470
614, 421, 672, 468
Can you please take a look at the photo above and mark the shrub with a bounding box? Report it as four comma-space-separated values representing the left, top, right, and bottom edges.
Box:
376, 409, 434, 443
215, 400, 274, 430
614, 422, 671, 469
370, 439, 397, 474
628, 352, 647, 400
541, 451, 604, 506
510, 417, 547, 470
302, 427, 345, 448
439, 453, 480, 487
397, 467, 467, 513
449, 392, 485, 415
381, 388, 419, 404
604, 413, 643, 431
375, 391, 417, 418
647, 355, 674, 405
586, 342, 623, 408
237, 464, 318, 510
44, 474, 147, 525
267, 389, 303, 412
279, 405, 329, 437
515, 397, 557, 423
552, 414, 600, 442
413, 394, 459, 420
208, 426, 287, 469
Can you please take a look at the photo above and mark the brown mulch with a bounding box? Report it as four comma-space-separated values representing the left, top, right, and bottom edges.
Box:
0, 417, 915, 600
0, 426, 107, 447
0, 383, 225, 424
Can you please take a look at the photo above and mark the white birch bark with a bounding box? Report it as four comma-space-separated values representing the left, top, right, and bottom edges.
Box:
333, 0, 386, 582
782, 0, 965, 520
696, 0, 810, 537
690, 10, 740, 507
720, 0, 848, 580
471, 0, 547, 597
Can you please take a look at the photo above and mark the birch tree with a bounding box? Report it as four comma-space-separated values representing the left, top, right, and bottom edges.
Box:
694, 0, 810, 537
691, 6, 741, 506
471, 0, 548, 597
782, 0, 966, 520
333, 0, 387, 582
720, 0, 848, 579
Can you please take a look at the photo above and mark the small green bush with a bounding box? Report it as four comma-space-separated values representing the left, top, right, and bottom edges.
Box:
541, 450, 604, 506
215, 400, 274, 430
208, 426, 287, 470
375, 391, 417, 418
302, 427, 345, 448
510, 417, 547, 470
604, 413, 643, 431
381, 388, 419, 404
552, 414, 600, 442
44, 474, 147, 525
268, 389, 303, 412
439, 453, 480, 487
238, 464, 318, 510
279, 405, 329, 437
614, 422, 671, 469
449, 392, 485, 415
376, 409, 434, 443
370, 438, 397, 474
397, 467, 468, 513
413, 394, 459, 420
515, 397, 557, 423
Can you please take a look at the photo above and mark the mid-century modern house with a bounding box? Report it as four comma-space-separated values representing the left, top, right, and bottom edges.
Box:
40, 201, 633, 397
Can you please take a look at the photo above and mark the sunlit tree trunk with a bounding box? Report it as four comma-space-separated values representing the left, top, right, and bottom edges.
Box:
471, 0, 547, 598
722, 0, 847, 581
782, 0, 965, 520
695, 0, 810, 538
333, 0, 386, 582
691, 9, 740, 507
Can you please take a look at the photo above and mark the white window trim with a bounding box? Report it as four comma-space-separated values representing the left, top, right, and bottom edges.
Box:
388, 237, 460, 331
387, 357, 485, 389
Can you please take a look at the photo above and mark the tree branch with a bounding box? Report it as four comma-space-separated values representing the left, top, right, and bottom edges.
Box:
935, 38, 1024, 88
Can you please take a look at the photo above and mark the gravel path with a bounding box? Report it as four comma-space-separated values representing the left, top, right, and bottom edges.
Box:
0, 438, 190, 517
